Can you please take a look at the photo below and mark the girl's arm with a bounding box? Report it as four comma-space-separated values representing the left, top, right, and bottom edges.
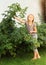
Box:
30, 25, 37, 34
14, 16, 25, 24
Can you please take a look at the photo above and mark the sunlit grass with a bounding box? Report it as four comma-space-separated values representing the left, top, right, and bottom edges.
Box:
0, 47, 46, 65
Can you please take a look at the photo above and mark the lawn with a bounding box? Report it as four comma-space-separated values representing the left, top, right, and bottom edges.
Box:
0, 47, 46, 65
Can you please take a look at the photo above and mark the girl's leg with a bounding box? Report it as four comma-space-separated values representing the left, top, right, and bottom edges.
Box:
32, 48, 38, 60
32, 48, 40, 60
35, 49, 40, 59
32, 35, 40, 60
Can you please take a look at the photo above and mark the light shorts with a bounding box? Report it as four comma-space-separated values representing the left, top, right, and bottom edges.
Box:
32, 34, 38, 40
31, 34, 38, 50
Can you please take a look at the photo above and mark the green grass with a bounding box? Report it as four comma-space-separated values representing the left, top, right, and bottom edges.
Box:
0, 47, 46, 65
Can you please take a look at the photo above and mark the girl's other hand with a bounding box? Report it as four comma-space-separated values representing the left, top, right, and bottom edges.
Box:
13, 16, 16, 19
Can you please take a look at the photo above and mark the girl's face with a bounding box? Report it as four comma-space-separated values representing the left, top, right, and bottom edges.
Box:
27, 14, 34, 22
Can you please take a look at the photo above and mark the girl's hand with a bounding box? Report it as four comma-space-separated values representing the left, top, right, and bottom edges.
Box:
13, 16, 17, 19
13, 16, 15, 19
30, 31, 37, 34
30, 31, 33, 34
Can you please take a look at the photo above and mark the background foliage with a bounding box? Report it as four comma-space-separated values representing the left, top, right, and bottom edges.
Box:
0, 3, 46, 57
37, 23, 46, 46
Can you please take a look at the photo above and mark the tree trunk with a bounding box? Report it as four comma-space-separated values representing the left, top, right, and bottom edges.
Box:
41, 0, 46, 21
41, 0, 46, 22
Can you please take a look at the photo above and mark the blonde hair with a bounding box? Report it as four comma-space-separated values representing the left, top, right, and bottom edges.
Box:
27, 14, 34, 22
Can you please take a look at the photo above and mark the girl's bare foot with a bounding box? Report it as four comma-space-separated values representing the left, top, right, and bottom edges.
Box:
32, 55, 40, 60
36, 53, 41, 59
32, 50, 40, 60
37, 55, 41, 59
32, 57, 37, 60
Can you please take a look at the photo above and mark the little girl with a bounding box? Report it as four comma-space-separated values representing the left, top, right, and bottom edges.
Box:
14, 14, 40, 60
